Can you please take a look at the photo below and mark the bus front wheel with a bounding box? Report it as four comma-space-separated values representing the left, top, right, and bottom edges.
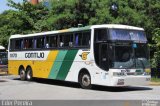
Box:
19, 68, 26, 81
79, 72, 92, 89
26, 67, 33, 81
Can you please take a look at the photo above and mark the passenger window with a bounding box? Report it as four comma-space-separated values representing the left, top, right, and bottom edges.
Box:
83, 32, 91, 46
64, 34, 73, 47
75, 33, 82, 46
10, 39, 23, 50
50, 35, 58, 48
45, 36, 50, 48
74, 31, 91, 47
59, 35, 64, 47
10, 40, 14, 50
15, 40, 21, 50
59, 34, 73, 47
24, 38, 34, 49
35, 37, 45, 49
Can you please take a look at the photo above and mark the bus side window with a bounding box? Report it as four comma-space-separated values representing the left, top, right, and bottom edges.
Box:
21, 40, 24, 49
74, 31, 91, 47
24, 38, 33, 49
74, 32, 82, 47
35, 37, 45, 49
28, 38, 33, 49
15, 39, 23, 50
50, 35, 58, 48
10, 39, 15, 50
45, 36, 50, 48
24, 39, 29, 49
82, 31, 91, 46
59, 35, 64, 47
64, 33, 73, 47
75, 34, 79, 46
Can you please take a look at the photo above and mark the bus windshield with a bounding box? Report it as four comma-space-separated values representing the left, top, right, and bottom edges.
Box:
111, 44, 134, 69
134, 44, 150, 69
109, 43, 150, 69
109, 29, 147, 42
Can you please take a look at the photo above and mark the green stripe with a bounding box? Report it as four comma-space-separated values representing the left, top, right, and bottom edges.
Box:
56, 50, 78, 80
48, 50, 68, 79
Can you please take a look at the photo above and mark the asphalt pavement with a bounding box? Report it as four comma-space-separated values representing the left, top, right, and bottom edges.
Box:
0, 75, 160, 106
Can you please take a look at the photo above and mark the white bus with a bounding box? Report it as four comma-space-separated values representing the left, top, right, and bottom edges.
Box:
8, 24, 151, 89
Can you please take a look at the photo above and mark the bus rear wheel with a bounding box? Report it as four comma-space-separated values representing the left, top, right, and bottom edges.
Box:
26, 67, 33, 81
19, 68, 26, 81
79, 72, 92, 89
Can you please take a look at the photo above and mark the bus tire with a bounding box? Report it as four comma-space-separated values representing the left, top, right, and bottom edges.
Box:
79, 72, 92, 89
19, 68, 26, 81
26, 67, 33, 81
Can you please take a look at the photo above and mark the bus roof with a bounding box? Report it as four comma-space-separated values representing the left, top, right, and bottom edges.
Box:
91, 24, 144, 30
10, 24, 144, 39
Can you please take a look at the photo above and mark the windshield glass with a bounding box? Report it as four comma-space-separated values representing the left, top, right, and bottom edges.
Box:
109, 29, 147, 43
109, 44, 135, 69
135, 44, 150, 68
109, 43, 150, 69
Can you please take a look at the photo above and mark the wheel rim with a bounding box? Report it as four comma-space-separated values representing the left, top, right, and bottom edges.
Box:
82, 74, 91, 87
20, 69, 25, 80
27, 70, 31, 80
26, 69, 32, 80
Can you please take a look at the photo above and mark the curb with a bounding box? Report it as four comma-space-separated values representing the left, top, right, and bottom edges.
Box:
149, 82, 160, 86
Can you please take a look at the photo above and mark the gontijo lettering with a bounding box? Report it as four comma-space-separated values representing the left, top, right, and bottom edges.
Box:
25, 52, 44, 58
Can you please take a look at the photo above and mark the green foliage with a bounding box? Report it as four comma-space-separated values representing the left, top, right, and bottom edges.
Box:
151, 77, 160, 82
0, 0, 49, 46
150, 28, 160, 68
7, 0, 49, 32
0, 10, 21, 47
0, 0, 160, 68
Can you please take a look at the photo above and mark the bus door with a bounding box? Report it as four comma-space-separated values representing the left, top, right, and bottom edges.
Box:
99, 43, 109, 71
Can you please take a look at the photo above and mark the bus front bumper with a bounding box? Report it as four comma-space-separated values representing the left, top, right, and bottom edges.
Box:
111, 75, 151, 86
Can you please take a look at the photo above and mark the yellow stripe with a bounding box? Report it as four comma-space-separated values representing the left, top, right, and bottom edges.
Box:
33, 50, 59, 78
8, 50, 59, 78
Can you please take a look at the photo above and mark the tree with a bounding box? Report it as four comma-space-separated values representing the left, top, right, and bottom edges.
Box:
0, 10, 22, 47
7, 0, 49, 33
0, 0, 50, 46
0, 0, 160, 67
150, 28, 160, 68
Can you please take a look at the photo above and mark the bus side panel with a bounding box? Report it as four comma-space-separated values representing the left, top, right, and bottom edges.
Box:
8, 60, 32, 75
48, 50, 68, 79
65, 50, 93, 82
48, 50, 78, 80
8, 50, 58, 78
56, 50, 78, 80
33, 50, 58, 78
8, 60, 19, 75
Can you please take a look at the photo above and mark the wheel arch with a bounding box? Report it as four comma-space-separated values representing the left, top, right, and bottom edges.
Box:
26, 65, 33, 76
26, 65, 32, 71
78, 68, 91, 83
18, 65, 25, 75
